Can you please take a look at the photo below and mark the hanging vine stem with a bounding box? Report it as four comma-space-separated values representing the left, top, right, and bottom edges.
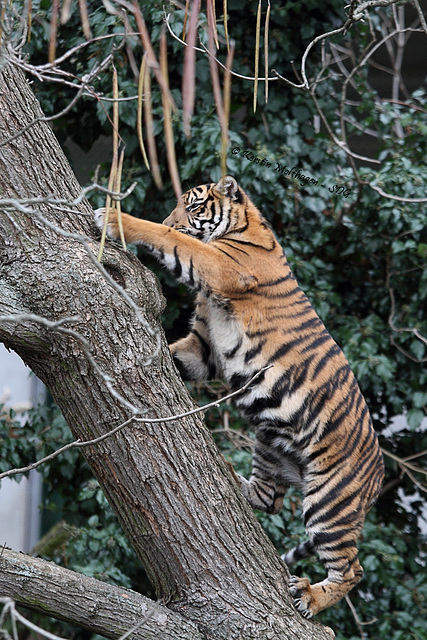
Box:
98, 66, 127, 261
253, 0, 261, 111
164, 0, 426, 98
164, 11, 279, 83
160, 25, 182, 199
181, 0, 199, 138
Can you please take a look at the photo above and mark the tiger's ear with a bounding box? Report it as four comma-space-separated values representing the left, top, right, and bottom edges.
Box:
213, 176, 240, 200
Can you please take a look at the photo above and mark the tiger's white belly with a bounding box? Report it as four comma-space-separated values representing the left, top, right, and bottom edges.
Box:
206, 298, 311, 433
206, 299, 248, 378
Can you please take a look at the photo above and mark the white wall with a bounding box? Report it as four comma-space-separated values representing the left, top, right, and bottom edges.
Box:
0, 345, 44, 551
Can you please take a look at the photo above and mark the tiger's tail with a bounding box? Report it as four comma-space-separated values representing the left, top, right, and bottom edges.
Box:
281, 540, 315, 566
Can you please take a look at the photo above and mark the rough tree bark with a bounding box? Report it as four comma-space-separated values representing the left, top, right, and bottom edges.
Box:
0, 62, 334, 640
0, 549, 202, 640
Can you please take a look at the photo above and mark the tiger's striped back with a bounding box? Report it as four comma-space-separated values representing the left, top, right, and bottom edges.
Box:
94, 175, 385, 618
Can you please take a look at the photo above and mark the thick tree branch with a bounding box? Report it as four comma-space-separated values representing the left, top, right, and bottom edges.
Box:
0, 549, 202, 640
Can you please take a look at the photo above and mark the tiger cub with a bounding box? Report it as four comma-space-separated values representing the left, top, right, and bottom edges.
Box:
94, 176, 384, 618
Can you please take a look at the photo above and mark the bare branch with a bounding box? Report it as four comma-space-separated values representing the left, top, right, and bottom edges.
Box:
344, 595, 379, 640
0, 365, 273, 482
310, 90, 381, 165
412, 0, 427, 34
350, 0, 422, 21
335, 24, 424, 165
381, 448, 427, 493
366, 182, 427, 203
387, 268, 427, 364
0, 51, 115, 147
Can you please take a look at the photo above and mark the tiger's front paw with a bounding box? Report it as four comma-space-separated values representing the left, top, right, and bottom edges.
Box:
94, 207, 119, 239
288, 575, 314, 619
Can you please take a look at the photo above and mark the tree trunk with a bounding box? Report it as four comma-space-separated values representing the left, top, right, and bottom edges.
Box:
0, 62, 334, 640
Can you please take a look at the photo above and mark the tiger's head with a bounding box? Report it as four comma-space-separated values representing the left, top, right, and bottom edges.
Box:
163, 176, 245, 243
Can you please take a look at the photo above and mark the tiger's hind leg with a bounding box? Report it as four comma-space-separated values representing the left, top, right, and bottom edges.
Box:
227, 447, 287, 515
169, 295, 221, 382
286, 493, 365, 617
288, 554, 363, 618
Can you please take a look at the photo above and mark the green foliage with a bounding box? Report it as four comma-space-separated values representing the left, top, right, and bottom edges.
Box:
3, 1, 427, 638
0, 404, 148, 592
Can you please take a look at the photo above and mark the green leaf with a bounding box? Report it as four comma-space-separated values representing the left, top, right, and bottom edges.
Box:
407, 408, 425, 430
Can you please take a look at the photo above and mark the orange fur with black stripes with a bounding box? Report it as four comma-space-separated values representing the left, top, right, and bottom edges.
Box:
94, 176, 384, 618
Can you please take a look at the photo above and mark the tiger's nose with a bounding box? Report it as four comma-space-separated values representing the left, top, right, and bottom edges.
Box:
163, 205, 185, 227
162, 214, 174, 226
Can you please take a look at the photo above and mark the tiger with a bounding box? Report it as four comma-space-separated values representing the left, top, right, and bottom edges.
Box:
94, 175, 385, 618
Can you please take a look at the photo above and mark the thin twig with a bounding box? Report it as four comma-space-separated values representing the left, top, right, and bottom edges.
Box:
345, 595, 378, 640
264, 0, 271, 103
387, 267, 427, 363
381, 448, 427, 494
412, 0, 427, 34
367, 182, 427, 203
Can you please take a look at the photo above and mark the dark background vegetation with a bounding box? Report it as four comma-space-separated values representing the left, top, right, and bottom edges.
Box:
1, 1, 426, 638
